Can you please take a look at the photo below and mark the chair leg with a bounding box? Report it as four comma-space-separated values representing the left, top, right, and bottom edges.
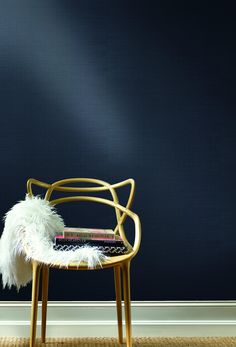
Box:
30, 261, 41, 347
114, 266, 123, 344
41, 265, 49, 343
122, 261, 132, 347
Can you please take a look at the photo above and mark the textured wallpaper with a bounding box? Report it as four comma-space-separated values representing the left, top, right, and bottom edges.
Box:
0, 1, 236, 300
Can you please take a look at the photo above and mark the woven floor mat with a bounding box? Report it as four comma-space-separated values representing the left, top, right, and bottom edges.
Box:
1, 337, 236, 346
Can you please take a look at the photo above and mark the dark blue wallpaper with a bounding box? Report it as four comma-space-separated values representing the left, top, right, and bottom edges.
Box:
0, 1, 236, 300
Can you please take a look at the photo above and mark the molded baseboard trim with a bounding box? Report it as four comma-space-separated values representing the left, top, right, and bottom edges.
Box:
1, 301, 236, 337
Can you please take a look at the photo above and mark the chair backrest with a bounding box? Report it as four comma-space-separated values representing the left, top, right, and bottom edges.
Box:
27, 178, 136, 240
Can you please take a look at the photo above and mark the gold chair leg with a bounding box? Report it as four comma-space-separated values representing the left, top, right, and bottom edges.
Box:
114, 266, 123, 344
41, 265, 49, 343
30, 261, 41, 347
122, 261, 132, 347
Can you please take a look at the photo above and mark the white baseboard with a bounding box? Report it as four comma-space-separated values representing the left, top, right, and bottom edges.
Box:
1, 301, 236, 337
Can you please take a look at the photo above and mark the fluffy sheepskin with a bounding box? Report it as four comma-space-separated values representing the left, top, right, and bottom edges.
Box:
0, 195, 107, 290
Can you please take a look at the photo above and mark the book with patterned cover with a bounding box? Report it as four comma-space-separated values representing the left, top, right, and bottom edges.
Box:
53, 243, 128, 256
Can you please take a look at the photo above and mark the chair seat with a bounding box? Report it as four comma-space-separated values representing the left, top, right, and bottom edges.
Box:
23, 224, 134, 271
27, 248, 135, 270
51, 251, 135, 270
24, 238, 134, 270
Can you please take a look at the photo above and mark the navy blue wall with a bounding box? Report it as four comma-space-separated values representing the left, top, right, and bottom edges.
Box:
1, 1, 236, 300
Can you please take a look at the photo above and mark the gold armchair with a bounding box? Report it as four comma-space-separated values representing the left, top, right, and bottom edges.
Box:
26, 178, 141, 347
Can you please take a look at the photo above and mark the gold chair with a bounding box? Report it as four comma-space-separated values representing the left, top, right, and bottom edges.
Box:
26, 178, 141, 347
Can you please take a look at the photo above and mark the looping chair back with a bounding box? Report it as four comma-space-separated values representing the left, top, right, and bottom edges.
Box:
27, 177, 135, 240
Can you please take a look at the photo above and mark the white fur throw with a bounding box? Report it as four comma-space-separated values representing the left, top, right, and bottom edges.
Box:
0, 195, 107, 290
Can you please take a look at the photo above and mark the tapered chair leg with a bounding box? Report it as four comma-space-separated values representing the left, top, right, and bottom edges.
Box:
114, 266, 123, 344
122, 261, 132, 347
41, 265, 49, 343
30, 261, 41, 347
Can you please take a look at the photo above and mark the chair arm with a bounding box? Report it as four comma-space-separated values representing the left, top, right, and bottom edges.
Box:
109, 202, 140, 256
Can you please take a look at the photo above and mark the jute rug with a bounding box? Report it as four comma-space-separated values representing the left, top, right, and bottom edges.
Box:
1, 337, 236, 346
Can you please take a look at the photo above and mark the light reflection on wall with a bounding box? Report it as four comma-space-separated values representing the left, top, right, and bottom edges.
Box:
0, 1, 134, 161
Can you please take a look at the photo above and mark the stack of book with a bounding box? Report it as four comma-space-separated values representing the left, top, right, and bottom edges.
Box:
53, 227, 128, 256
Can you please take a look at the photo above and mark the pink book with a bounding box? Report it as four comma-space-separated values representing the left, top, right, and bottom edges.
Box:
61, 227, 118, 240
